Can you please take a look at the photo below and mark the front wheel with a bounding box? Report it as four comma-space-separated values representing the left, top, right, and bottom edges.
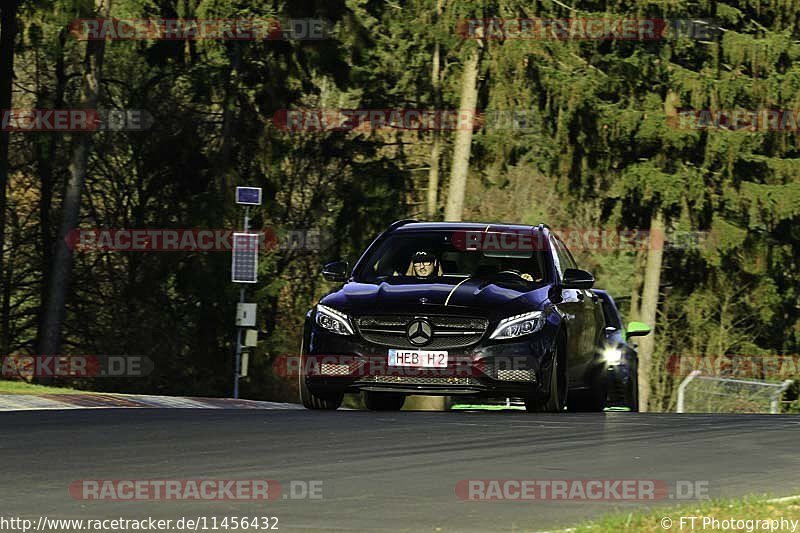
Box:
298, 349, 343, 410
567, 379, 606, 412
363, 391, 405, 411
626, 360, 639, 412
567, 360, 607, 412
525, 339, 567, 413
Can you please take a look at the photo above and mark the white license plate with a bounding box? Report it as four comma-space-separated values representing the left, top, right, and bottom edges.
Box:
388, 349, 448, 368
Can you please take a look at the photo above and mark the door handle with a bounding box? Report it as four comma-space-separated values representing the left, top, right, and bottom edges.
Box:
576, 291, 584, 301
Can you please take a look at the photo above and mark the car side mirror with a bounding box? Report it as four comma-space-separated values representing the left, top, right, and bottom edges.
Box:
322, 260, 349, 282
626, 321, 651, 339
561, 268, 594, 290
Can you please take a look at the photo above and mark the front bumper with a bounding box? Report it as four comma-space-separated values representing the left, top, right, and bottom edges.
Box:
605, 359, 637, 407
303, 327, 557, 398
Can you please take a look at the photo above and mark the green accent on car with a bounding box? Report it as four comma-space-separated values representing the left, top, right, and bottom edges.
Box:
625, 321, 651, 339
450, 404, 631, 412
450, 404, 525, 411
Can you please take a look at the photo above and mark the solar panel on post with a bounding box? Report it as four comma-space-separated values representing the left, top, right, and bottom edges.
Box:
231, 232, 259, 283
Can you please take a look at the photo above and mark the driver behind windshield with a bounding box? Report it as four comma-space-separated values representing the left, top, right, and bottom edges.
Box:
409, 251, 438, 277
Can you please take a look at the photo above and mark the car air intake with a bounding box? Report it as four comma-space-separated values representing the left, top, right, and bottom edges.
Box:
496, 369, 537, 382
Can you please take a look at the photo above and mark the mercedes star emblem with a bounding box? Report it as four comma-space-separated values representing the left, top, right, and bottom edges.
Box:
406, 318, 433, 346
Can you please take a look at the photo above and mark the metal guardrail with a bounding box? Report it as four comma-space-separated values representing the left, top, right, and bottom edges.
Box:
677, 370, 794, 414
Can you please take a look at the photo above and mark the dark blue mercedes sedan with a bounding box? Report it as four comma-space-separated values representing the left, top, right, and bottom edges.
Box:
299, 220, 612, 412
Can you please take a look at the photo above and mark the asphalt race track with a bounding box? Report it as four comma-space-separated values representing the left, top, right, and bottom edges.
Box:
2, 409, 799, 532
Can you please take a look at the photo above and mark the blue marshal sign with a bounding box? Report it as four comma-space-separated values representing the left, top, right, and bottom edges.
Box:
236, 186, 262, 206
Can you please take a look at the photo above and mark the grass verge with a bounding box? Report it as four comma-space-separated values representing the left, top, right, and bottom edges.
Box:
0, 379, 88, 395
571, 494, 800, 532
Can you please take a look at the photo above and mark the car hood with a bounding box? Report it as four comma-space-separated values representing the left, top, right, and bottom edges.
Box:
319, 279, 550, 320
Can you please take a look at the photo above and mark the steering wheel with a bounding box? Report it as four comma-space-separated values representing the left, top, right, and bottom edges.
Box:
497, 269, 524, 277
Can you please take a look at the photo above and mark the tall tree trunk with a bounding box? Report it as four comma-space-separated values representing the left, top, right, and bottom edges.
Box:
425, 0, 444, 220
0, 0, 18, 354
38, 0, 109, 363
431, 37, 481, 408
218, 43, 241, 205
443, 44, 481, 221
629, 250, 645, 321
637, 211, 665, 412
426, 136, 441, 219
35, 28, 68, 353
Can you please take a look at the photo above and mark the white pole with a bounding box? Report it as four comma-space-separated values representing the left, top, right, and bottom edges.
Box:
770, 380, 794, 414
233, 206, 250, 399
676, 370, 702, 413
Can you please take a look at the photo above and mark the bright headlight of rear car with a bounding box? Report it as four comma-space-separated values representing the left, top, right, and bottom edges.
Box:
315, 304, 354, 336
601, 345, 624, 365
489, 311, 544, 340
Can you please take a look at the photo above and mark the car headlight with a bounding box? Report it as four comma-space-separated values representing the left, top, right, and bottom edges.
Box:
489, 311, 544, 340
601, 345, 623, 365
315, 304, 354, 336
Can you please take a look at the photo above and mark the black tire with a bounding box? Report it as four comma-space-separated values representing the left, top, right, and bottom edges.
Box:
363, 391, 406, 411
567, 358, 607, 412
605, 358, 639, 411
626, 360, 639, 412
567, 376, 607, 412
525, 336, 567, 413
298, 348, 342, 410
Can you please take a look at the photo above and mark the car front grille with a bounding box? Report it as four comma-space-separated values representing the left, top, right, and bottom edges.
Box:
355, 315, 488, 349
356, 375, 482, 386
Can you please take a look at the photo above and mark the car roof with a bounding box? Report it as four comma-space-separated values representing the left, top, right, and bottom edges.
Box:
392, 221, 544, 234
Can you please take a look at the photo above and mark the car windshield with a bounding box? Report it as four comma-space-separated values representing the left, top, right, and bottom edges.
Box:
354, 231, 549, 285
599, 295, 622, 329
